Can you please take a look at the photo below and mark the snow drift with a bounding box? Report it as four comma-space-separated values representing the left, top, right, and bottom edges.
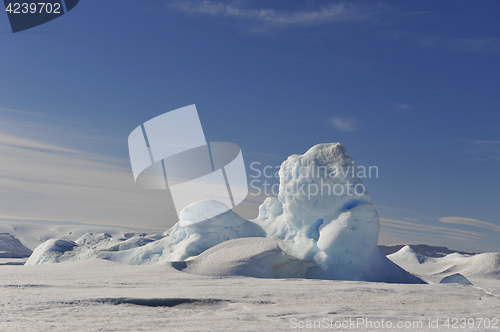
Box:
27, 143, 425, 283
171, 237, 311, 278
388, 245, 500, 282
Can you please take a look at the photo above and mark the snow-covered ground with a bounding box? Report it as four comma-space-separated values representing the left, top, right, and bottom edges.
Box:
0, 257, 499, 331
1, 220, 498, 331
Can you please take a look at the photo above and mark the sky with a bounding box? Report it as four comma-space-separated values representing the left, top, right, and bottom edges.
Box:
0, 0, 499, 252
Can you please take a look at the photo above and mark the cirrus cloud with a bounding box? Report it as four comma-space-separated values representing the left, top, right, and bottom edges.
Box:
439, 216, 500, 232
331, 117, 357, 132
169, 1, 386, 32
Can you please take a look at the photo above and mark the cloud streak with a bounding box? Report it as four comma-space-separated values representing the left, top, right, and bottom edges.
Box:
462, 139, 500, 162
419, 36, 500, 54
0, 131, 178, 229
331, 117, 357, 132
0, 119, 269, 230
170, 1, 381, 31
439, 216, 500, 232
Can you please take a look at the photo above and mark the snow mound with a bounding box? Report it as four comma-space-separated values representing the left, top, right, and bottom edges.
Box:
439, 273, 473, 285
437, 252, 500, 279
99, 201, 266, 265
388, 245, 429, 264
25, 239, 78, 265
26, 233, 119, 265
0, 233, 32, 258
171, 237, 311, 278
389, 248, 500, 282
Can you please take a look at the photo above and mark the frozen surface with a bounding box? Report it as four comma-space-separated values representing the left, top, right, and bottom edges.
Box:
0, 233, 32, 258
1, 259, 499, 332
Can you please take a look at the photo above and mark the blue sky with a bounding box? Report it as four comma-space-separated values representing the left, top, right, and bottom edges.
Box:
0, 0, 499, 252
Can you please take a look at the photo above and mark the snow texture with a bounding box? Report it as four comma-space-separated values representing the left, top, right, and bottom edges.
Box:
2, 258, 500, 332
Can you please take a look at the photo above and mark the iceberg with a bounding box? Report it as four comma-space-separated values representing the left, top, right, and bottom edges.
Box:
439, 273, 473, 285
0, 233, 32, 258
253, 143, 422, 283
98, 200, 266, 264
26, 143, 424, 283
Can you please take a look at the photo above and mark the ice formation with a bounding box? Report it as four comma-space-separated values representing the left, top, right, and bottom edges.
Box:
439, 273, 473, 285
0, 233, 32, 258
98, 200, 266, 264
26, 143, 424, 283
26, 238, 78, 264
253, 143, 422, 283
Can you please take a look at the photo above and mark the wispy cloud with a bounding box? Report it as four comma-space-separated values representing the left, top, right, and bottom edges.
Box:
378, 217, 494, 251
331, 117, 357, 132
0, 130, 178, 229
380, 217, 483, 241
389, 103, 414, 112
0, 116, 269, 230
419, 36, 500, 54
376, 29, 500, 55
0, 106, 84, 125
169, 1, 383, 32
439, 216, 500, 232
463, 139, 500, 162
